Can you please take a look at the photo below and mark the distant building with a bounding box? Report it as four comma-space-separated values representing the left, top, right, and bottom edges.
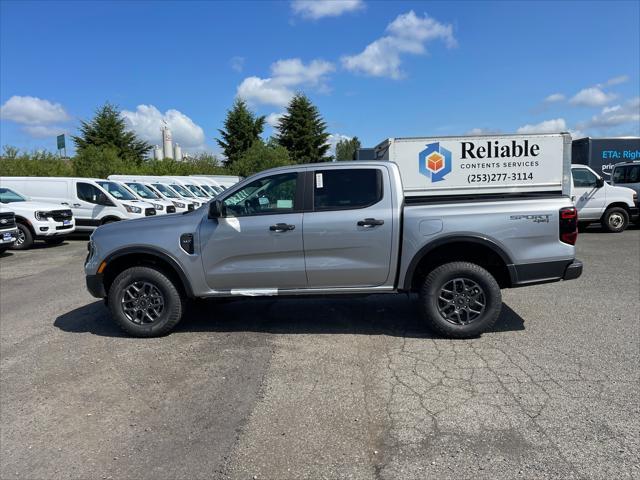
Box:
150, 124, 184, 160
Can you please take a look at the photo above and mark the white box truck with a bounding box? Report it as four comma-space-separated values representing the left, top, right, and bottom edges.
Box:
373, 133, 571, 198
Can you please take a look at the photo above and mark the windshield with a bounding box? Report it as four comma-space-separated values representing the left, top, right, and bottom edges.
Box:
96, 181, 137, 201
186, 184, 208, 198
170, 184, 194, 197
125, 182, 159, 199
151, 183, 178, 198
0, 187, 26, 203
199, 185, 216, 196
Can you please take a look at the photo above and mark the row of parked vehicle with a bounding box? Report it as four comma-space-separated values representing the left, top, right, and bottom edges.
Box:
0, 160, 638, 253
0, 175, 241, 250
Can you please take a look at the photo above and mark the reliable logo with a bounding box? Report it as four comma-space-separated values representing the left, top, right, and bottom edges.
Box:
418, 142, 452, 182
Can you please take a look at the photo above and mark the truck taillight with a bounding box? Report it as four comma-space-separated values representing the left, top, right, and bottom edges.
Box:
559, 206, 578, 245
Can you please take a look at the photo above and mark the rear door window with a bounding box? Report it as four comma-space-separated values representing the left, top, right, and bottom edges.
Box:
313, 169, 382, 211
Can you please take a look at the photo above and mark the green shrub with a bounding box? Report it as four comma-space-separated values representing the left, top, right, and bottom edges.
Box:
0, 145, 228, 178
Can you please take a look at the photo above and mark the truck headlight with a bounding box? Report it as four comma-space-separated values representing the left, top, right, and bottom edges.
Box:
34, 211, 50, 220
124, 204, 142, 214
153, 203, 164, 210
172, 201, 185, 208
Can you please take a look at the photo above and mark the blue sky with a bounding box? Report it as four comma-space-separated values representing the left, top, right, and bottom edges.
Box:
1, 0, 639, 156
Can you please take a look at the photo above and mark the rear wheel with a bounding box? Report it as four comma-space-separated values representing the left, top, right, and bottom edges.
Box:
601, 207, 628, 233
419, 262, 502, 338
108, 266, 184, 337
11, 223, 33, 250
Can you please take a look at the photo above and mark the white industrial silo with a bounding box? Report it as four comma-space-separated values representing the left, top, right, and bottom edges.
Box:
154, 145, 163, 160
173, 143, 182, 161
162, 126, 173, 160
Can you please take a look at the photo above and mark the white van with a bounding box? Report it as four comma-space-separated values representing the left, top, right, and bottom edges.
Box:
164, 177, 213, 200
188, 176, 224, 195
0, 177, 157, 231
108, 175, 204, 209
144, 183, 195, 212
0, 186, 75, 249
112, 181, 178, 215
169, 176, 219, 197
194, 175, 241, 189
570, 165, 639, 232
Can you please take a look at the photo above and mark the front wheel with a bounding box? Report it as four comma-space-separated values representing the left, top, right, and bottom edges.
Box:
11, 223, 33, 250
108, 266, 184, 337
601, 207, 629, 233
419, 262, 502, 338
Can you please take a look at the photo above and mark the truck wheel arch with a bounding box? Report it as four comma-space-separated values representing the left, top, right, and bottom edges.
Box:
13, 215, 35, 234
602, 202, 632, 217
101, 216, 122, 225
101, 247, 195, 298
403, 235, 514, 291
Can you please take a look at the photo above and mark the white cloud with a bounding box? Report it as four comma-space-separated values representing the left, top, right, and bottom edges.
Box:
544, 93, 565, 103
291, 0, 364, 19
516, 118, 567, 134
341, 10, 456, 79
466, 127, 502, 135
600, 75, 629, 87
569, 87, 617, 107
579, 97, 640, 130
121, 105, 206, 150
230, 56, 245, 73
0, 95, 70, 125
326, 133, 352, 156
265, 112, 284, 128
22, 125, 67, 138
237, 58, 335, 107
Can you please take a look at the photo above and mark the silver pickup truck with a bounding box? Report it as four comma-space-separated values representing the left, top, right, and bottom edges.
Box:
85, 160, 582, 338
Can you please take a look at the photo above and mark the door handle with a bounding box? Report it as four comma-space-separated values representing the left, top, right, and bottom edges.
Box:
61, 202, 69, 205
73, 203, 81, 207
357, 218, 384, 228
269, 223, 295, 232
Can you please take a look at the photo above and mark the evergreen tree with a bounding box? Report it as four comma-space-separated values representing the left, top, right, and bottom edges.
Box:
277, 93, 330, 163
72, 103, 151, 162
231, 138, 291, 177
335, 136, 361, 160
216, 99, 265, 167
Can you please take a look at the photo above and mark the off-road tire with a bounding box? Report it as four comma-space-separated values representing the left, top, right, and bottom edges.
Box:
419, 261, 502, 338
601, 207, 628, 233
11, 223, 33, 250
108, 266, 184, 337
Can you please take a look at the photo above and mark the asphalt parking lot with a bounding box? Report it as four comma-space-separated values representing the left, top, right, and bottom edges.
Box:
1, 227, 638, 480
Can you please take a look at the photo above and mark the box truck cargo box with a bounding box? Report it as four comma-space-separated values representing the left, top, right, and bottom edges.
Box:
373, 133, 572, 198
571, 137, 640, 180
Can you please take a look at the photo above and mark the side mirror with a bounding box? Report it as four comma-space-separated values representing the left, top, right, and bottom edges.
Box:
208, 199, 223, 219
596, 177, 604, 188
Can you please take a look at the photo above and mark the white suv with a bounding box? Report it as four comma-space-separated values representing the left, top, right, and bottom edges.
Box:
0, 187, 75, 249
